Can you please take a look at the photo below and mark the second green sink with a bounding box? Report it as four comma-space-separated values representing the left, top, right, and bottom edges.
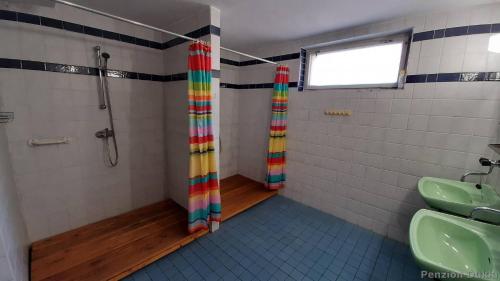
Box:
410, 209, 500, 281
418, 177, 500, 222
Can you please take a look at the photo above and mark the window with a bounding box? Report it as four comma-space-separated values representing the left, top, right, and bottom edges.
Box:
305, 30, 411, 89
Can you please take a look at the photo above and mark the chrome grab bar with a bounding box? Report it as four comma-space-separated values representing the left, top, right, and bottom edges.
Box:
28, 137, 71, 146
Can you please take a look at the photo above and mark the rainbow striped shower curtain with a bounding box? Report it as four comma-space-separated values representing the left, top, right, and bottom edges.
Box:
265, 65, 289, 190
187, 42, 221, 233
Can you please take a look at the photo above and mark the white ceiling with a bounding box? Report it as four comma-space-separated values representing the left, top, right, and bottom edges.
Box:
70, 0, 497, 50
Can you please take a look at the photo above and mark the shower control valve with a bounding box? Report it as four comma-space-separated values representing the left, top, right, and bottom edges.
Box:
95, 128, 114, 139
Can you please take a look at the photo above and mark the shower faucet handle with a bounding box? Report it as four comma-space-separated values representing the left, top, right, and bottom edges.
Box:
95, 128, 114, 139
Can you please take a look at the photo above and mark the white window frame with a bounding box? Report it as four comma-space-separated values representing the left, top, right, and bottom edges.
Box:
304, 30, 412, 90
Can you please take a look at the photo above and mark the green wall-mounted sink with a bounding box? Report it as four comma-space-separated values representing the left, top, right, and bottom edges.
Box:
418, 177, 500, 223
410, 209, 500, 281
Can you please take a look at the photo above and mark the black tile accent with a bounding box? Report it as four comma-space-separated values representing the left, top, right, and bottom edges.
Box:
406, 74, 427, 83
0, 58, 21, 68
426, 74, 438, 82
170, 73, 188, 81
220, 58, 240, 66
138, 73, 152, 80
221, 52, 302, 67
21, 60, 45, 71
163, 25, 220, 49
83, 26, 102, 37
210, 25, 221, 36
102, 30, 120, 40
120, 34, 136, 44
149, 41, 162, 49
468, 24, 491, 34
0, 10, 17, 21
17, 12, 40, 24
437, 73, 461, 82
135, 38, 150, 48
40, 17, 62, 29
493, 24, 500, 33
88, 67, 99, 76
62, 21, 84, 33
412, 31, 434, 42
445, 26, 468, 37
433, 29, 445, 39
152, 74, 165, 82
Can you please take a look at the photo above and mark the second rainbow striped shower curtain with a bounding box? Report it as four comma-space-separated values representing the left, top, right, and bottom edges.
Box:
187, 41, 221, 233
265, 65, 289, 190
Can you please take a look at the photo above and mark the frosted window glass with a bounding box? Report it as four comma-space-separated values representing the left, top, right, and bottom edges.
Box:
309, 42, 403, 87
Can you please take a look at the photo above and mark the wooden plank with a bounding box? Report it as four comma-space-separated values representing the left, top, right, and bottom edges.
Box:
32, 200, 175, 259
41, 221, 204, 281
32, 208, 184, 280
221, 177, 277, 221
220, 174, 251, 194
30, 174, 276, 281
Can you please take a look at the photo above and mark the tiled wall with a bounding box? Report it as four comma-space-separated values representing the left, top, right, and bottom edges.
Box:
220, 50, 241, 179
220, 3, 500, 242
0, 1, 168, 241
162, 6, 221, 208
0, 126, 29, 281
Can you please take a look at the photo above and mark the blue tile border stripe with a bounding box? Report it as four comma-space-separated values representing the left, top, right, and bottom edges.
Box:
413, 23, 500, 42
0, 9, 220, 50
406, 72, 500, 83
221, 52, 300, 67
0, 57, 221, 83
1, 57, 498, 86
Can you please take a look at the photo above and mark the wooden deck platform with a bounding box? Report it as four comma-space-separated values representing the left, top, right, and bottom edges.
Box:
30, 174, 277, 281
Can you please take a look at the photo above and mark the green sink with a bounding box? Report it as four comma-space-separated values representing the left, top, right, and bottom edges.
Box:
410, 209, 500, 281
418, 177, 500, 223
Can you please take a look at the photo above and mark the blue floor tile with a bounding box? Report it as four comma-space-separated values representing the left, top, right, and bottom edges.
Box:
122, 196, 423, 281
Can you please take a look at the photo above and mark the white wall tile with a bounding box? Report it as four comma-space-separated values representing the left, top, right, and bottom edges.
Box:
0, 3, 168, 242
222, 3, 500, 243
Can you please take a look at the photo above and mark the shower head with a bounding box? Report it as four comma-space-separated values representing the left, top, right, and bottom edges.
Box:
102, 52, 110, 60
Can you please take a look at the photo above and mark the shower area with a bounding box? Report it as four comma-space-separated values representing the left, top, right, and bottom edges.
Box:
0, 1, 278, 280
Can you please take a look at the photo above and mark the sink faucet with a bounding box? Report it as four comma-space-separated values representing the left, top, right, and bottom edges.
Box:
469, 206, 500, 225
460, 158, 500, 183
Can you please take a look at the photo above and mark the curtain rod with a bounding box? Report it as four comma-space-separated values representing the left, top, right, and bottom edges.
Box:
53, 0, 278, 65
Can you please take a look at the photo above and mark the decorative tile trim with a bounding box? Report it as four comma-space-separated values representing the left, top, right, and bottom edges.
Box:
406, 72, 500, 83
220, 52, 300, 67
0, 9, 219, 50
413, 23, 500, 42
0, 57, 222, 83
